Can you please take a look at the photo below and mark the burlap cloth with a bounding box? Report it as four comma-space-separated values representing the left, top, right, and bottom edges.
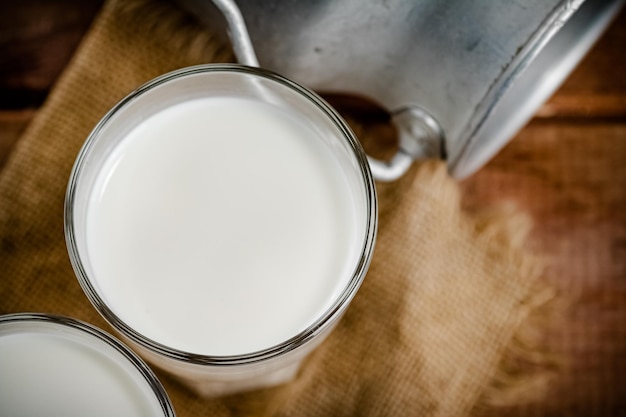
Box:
0, 1, 557, 415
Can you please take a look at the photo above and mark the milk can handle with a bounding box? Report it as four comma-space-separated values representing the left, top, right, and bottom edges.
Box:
210, 0, 259, 66
211, 0, 445, 182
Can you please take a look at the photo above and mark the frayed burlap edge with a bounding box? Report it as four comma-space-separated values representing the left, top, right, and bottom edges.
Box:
467, 205, 566, 414
346, 105, 564, 413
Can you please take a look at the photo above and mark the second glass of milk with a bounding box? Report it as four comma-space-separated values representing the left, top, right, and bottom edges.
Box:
65, 64, 377, 397
0, 313, 175, 416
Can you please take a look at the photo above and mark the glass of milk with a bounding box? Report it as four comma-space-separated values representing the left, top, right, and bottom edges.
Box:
0, 313, 176, 416
65, 64, 377, 397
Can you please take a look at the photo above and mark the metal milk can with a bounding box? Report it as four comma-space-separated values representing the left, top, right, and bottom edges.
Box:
177, 0, 623, 179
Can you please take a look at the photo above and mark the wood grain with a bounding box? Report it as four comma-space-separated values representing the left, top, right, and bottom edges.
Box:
461, 120, 626, 415
0, 0, 103, 108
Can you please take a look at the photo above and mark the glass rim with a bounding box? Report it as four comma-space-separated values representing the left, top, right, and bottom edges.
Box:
64, 63, 378, 366
0, 312, 176, 416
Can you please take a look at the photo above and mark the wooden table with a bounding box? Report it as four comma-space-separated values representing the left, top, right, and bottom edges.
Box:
1, 2, 624, 415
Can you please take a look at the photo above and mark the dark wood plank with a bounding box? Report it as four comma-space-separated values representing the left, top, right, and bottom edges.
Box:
0, 0, 104, 108
460, 119, 626, 416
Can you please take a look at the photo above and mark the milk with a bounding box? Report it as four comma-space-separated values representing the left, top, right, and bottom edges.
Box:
0, 318, 168, 417
86, 97, 362, 356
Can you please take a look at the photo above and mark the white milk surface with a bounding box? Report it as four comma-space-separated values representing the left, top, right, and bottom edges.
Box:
0, 327, 164, 417
87, 97, 361, 356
